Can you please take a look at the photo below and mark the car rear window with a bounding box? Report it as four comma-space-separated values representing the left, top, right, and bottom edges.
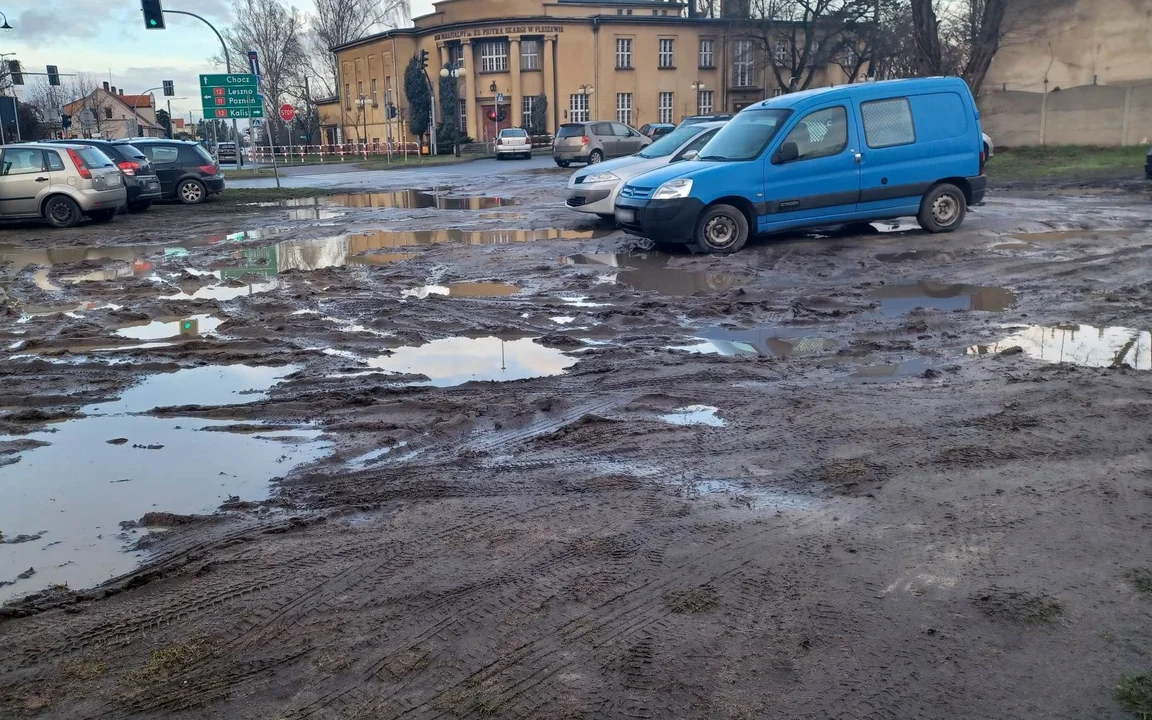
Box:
117, 144, 148, 161
556, 124, 585, 138
191, 145, 216, 164
77, 147, 115, 168
501, 129, 528, 137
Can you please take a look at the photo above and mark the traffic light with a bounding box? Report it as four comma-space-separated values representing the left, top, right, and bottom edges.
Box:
7, 60, 22, 86
419, 49, 429, 72
141, 0, 165, 29
387, 103, 397, 119
61, 114, 72, 129
46, 65, 60, 87
162, 80, 174, 96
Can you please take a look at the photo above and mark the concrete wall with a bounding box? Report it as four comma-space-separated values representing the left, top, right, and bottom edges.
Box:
979, 83, 1152, 147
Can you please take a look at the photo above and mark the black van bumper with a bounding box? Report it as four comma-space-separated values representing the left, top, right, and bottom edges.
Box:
614, 196, 704, 242
969, 175, 987, 205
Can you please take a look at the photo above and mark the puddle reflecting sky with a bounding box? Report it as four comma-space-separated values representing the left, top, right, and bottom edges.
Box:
276, 191, 517, 219
661, 405, 726, 427
366, 336, 576, 386
350, 227, 611, 247
0, 365, 326, 602
402, 282, 519, 299
563, 253, 743, 295
968, 324, 1151, 370
870, 280, 1015, 314
675, 325, 837, 357
115, 315, 223, 340
682, 479, 813, 510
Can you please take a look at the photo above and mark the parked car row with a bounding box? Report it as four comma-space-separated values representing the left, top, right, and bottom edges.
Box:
562, 77, 991, 255
0, 138, 225, 228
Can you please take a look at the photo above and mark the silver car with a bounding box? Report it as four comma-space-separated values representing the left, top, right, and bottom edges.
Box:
0, 142, 126, 228
565, 121, 725, 219
553, 121, 651, 167
495, 128, 533, 160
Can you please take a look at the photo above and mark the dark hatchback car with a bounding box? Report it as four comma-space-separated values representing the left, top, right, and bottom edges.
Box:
114, 139, 224, 204
639, 123, 675, 140
44, 139, 161, 212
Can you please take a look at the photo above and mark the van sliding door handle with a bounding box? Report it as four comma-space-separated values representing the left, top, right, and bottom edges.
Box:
853, 153, 862, 164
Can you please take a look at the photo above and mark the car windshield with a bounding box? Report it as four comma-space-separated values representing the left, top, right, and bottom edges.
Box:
697, 109, 791, 161
501, 129, 528, 137
638, 125, 712, 159
77, 146, 115, 168
556, 124, 584, 139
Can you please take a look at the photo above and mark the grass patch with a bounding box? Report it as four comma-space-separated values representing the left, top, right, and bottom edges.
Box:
1126, 568, 1152, 594
355, 154, 478, 171
1117, 671, 1152, 719
664, 585, 721, 613
123, 638, 215, 687
61, 659, 108, 681
986, 145, 1149, 182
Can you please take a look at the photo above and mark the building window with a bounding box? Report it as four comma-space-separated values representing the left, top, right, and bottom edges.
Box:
357, 81, 363, 104
479, 40, 509, 73
658, 92, 674, 123
459, 98, 467, 132
616, 38, 632, 69
370, 79, 378, 106
658, 39, 675, 68
449, 44, 465, 68
521, 39, 540, 70
570, 94, 589, 123
772, 88, 785, 97
774, 44, 789, 64
699, 39, 714, 68
345, 83, 351, 109
523, 95, 537, 129
616, 93, 633, 125
733, 40, 755, 87
697, 89, 714, 115
105, 107, 113, 120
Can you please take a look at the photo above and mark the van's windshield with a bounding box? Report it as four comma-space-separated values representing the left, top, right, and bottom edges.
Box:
637, 125, 709, 159
697, 109, 791, 161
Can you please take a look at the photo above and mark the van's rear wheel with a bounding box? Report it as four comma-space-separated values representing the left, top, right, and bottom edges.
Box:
693, 203, 749, 254
917, 183, 966, 233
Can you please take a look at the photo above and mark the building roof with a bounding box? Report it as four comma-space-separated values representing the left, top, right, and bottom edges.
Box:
119, 94, 155, 109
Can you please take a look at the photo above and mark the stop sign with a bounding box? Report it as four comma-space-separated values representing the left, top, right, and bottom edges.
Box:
279, 104, 295, 122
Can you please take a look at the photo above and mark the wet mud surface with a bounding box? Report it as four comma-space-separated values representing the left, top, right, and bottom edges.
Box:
2, 166, 1152, 719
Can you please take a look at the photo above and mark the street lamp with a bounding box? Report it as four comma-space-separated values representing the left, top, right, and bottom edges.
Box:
439, 61, 463, 157
691, 80, 706, 116
578, 84, 593, 121
0, 12, 12, 30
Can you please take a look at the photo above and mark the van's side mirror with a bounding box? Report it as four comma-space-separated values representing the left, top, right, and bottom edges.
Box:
680, 150, 699, 162
774, 141, 799, 164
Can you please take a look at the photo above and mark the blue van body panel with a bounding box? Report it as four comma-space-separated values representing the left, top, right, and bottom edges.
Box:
615, 77, 986, 246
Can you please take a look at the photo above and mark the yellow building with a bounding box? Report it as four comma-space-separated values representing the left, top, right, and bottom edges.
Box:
319, 0, 854, 145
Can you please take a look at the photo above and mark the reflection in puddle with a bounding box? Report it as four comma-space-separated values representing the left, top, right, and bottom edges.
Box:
366, 337, 576, 386
275, 191, 517, 219
347, 441, 410, 470
682, 479, 812, 510
402, 282, 519, 299
0, 365, 325, 602
870, 280, 1015, 314
115, 315, 223, 340
968, 324, 1151, 370
674, 325, 836, 357
661, 405, 725, 427
162, 276, 282, 301
563, 253, 742, 295
1011, 229, 1128, 242
848, 358, 934, 380
350, 228, 610, 248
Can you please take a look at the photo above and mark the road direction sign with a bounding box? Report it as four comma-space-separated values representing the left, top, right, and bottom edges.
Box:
199, 74, 262, 119
207, 106, 265, 119
279, 104, 295, 122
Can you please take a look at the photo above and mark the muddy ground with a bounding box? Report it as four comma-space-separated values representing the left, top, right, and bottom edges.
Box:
1, 165, 1152, 719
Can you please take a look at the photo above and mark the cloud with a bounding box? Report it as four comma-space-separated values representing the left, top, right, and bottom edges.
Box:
14, 0, 233, 42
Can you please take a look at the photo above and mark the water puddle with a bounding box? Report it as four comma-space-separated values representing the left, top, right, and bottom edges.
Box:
402, 282, 519, 299
346, 441, 411, 470
1011, 229, 1128, 242
848, 358, 935, 380
115, 315, 223, 340
680, 478, 812, 510
869, 280, 1015, 315
967, 324, 1151, 370
661, 405, 725, 427
875, 249, 941, 263
674, 325, 837, 357
161, 276, 282, 301
351, 227, 610, 247
275, 191, 517, 220
365, 336, 576, 386
0, 365, 327, 602
563, 253, 742, 295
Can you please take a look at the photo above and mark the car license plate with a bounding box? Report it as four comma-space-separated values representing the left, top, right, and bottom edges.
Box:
615, 208, 635, 223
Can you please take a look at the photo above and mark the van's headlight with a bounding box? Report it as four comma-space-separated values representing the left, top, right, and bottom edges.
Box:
652, 178, 693, 200
582, 171, 619, 184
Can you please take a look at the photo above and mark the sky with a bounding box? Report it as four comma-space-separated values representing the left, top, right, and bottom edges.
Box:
1, 0, 437, 117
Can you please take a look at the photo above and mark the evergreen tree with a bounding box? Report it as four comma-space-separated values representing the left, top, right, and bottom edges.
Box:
404, 55, 430, 138
530, 93, 548, 135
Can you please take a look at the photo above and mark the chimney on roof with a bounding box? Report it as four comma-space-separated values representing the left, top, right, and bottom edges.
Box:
110, 85, 117, 95
119, 89, 124, 96
103, 81, 110, 91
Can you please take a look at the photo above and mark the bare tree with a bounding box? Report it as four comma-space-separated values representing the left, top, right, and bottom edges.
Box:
224, 0, 307, 143
60, 73, 115, 137
748, 0, 875, 93
306, 0, 410, 98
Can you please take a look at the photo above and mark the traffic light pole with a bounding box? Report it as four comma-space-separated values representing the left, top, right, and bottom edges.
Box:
162, 9, 243, 167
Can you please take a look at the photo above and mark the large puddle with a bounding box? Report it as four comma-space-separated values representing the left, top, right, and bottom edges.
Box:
563, 253, 743, 295
869, 280, 1016, 315
276, 191, 517, 220
968, 324, 1151, 370
674, 325, 837, 357
402, 282, 519, 299
0, 365, 328, 602
350, 227, 611, 248
363, 336, 577, 386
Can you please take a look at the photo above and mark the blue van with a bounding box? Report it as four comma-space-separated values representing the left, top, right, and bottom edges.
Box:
614, 77, 986, 254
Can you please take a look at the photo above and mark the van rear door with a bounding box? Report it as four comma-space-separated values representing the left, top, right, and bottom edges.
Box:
760, 103, 860, 232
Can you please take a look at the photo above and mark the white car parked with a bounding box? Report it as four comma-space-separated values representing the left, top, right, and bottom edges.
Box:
495, 128, 533, 160
564, 121, 726, 220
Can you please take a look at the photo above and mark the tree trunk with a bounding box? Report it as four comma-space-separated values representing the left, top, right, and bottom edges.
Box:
963, 0, 1007, 96
910, 0, 942, 76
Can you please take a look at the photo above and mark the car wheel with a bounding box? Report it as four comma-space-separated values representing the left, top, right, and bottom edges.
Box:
127, 201, 153, 213
588, 150, 603, 164
693, 203, 749, 254
556, 160, 570, 168
88, 209, 117, 223
917, 183, 967, 233
177, 179, 207, 205
43, 196, 82, 228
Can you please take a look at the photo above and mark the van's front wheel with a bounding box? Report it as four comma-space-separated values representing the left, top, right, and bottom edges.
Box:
917, 183, 967, 233
693, 203, 749, 254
